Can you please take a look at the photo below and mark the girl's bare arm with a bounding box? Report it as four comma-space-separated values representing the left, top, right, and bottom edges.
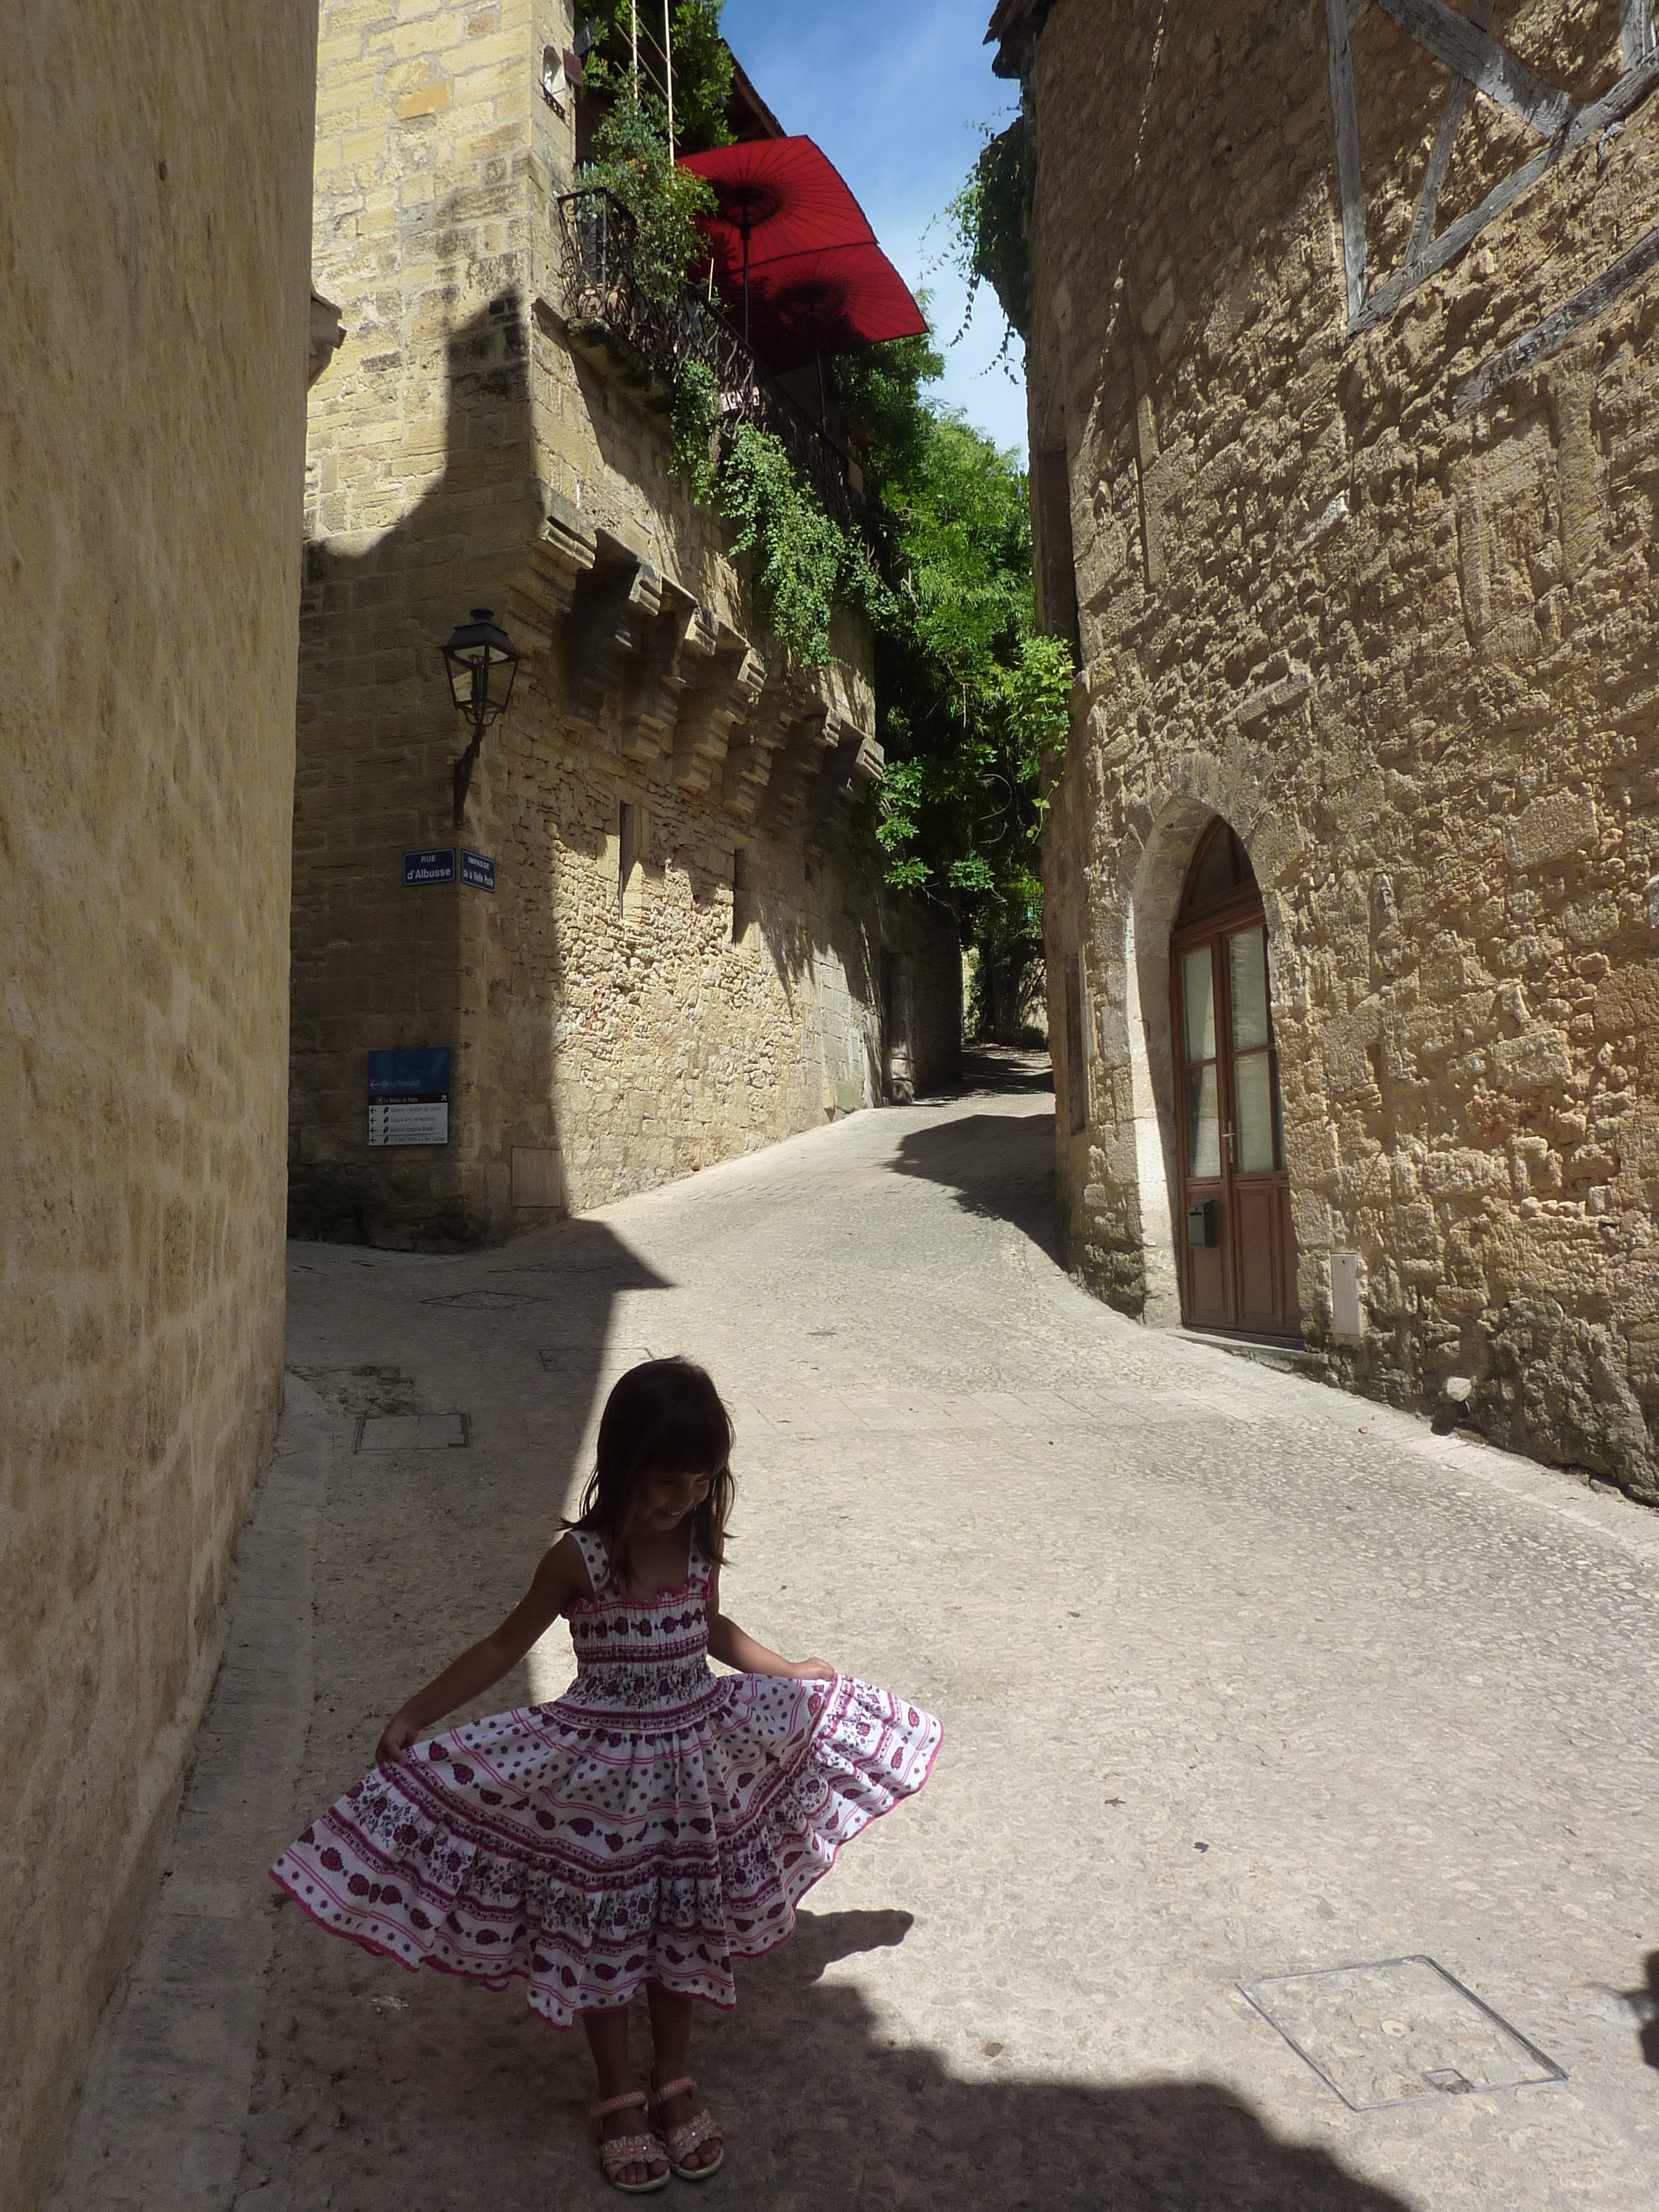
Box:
376, 1534, 588, 1761
704, 1567, 834, 1681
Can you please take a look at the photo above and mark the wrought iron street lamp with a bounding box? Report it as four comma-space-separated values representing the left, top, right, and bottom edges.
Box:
441, 606, 519, 827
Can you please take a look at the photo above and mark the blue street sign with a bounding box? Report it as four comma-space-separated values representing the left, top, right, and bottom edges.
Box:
403, 848, 456, 885
367, 1047, 450, 1098
460, 849, 497, 892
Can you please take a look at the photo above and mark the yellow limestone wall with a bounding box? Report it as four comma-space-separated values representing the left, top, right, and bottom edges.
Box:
292, 0, 959, 1246
0, 4, 318, 2202
1021, 0, 1659, 1494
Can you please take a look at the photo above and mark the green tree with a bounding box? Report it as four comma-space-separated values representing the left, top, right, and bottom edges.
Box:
839, 340, 1070, 1036
576, 1, 734, 153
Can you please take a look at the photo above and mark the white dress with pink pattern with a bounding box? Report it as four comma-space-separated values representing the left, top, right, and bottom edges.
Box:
270, 1528, 941, 2025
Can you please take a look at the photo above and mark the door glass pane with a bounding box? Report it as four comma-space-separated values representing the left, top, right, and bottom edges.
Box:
1228, 925, 1270, 1050
1181, 947, 1216, 1061
1234, 1049, 1278, 1171
1185, 1064, 1221, 1177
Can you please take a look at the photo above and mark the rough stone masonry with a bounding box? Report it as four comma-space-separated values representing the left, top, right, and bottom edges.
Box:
292, 0, 957, 1250
1002, 0, 1659, 1497
0, 5, 319, 2207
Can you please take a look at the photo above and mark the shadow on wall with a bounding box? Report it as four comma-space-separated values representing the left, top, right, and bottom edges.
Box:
292, 233, 931, 1247
247, 1901, 1413, 2210
289, 270, 545, 1248
889, 1105, 1061, 1260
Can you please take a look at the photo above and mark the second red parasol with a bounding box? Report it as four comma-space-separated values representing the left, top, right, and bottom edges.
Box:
743, 242, 929, 374
679, 134, 876, 343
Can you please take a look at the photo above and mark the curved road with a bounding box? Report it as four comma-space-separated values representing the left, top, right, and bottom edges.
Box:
55, 1065, 1659, 2210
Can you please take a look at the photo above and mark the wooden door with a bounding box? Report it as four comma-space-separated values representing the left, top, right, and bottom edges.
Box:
1171, 824, 1299, 1336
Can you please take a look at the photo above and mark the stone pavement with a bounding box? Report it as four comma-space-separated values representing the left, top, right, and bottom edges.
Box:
54, 1060, 1659, 2211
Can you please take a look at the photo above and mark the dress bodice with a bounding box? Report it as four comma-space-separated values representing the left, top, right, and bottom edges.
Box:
560, 1525, 714, 1715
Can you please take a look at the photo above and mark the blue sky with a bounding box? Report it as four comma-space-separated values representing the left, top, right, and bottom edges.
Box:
718, 0, 1028, 458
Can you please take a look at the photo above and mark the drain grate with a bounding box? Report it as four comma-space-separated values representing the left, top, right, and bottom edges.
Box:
1239, 1956, 1566, 2111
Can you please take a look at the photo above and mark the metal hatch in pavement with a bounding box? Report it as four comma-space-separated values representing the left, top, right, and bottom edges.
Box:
1239, 1955, 1567, 2110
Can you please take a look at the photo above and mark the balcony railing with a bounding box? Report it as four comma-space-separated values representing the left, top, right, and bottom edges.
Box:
555, 187, 862, 529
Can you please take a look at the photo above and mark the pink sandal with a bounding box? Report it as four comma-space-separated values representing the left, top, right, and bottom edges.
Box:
648, 2073, 724, 2181
592, 2089, 669, 2194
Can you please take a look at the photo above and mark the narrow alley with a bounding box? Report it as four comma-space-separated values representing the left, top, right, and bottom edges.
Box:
53, 1065, 1659, 2211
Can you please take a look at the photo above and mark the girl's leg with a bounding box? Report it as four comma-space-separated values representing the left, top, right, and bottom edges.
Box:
645, 1983, 723, 2173
581, 2003, 667, 2188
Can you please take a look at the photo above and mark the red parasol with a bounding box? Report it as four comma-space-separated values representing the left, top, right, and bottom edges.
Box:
743, 242, 929, 374
679, 135, 876, 343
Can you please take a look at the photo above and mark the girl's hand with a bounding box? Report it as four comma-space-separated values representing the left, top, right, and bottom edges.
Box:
377, 1711, 420, 1764
791, 1657, 835, 1680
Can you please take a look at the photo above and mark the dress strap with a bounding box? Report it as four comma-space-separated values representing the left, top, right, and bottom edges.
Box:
567, 1525, 609, 1593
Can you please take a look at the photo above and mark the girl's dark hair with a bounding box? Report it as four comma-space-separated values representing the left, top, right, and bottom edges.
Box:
569, 1357, 734, 1590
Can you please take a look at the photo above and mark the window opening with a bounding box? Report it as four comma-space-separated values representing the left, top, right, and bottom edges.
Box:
1227, 923, 1284, 1173
1181, 943, 1221, 1176
1033, 447, 1080, 656
1064, 953, 1088, 1134
731, 845, 749, 942
618, 802, 637, 908
1178, 818, 1256, 921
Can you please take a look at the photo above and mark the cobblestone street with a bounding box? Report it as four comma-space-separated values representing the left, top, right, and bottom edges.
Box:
58, 1065, 1659, 2211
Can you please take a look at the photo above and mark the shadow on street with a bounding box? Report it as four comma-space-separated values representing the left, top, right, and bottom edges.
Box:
889, 1105, 1061, 1261
951, 1042, 1055, 1095
254, 1905, 1412, 2210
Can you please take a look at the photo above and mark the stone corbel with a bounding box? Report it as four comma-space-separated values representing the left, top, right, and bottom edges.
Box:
561, 543, 660, 742
721, 679, 795, 824
672, 629, 765, 796
619, 577, 703, 767
762, 704, 839, 830
800, 714, 866, 840
805, 719, 884, 842
509, 491, 599, 651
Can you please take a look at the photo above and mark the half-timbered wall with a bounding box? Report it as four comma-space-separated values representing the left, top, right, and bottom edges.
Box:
1014, 0, 1659, 1497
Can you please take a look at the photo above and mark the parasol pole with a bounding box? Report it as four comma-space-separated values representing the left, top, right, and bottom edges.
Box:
742, 222, 751, 347
630, 0, 638, 91
663, 0, 674, 154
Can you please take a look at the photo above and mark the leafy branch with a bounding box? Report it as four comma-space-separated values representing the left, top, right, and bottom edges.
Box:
946, 115, 1029, 355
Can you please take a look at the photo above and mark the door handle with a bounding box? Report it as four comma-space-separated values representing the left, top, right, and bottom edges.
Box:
1223, 1124, 1235, 1167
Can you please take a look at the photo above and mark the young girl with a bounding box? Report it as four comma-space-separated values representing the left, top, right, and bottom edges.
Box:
272, 1357, 940, 2193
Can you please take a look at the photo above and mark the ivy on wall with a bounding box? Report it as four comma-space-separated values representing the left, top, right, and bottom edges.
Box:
948, 114, 1030, 350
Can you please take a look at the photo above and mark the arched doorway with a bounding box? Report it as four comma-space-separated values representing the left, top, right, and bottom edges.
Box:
1170, 819, 1299, 1335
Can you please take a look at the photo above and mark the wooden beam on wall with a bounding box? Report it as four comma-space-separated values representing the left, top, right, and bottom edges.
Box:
1402, 0, 1493, 272
1355, 50, 1659, 329
1375, 0, 1575, 138
1326, 0, 1369, 324
1452, 223, 1659, 416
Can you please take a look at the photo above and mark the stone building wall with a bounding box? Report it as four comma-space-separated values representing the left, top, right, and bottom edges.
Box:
0, 5, 317, 2205
292, 0, 956, 1247
1013, 0, 1659, 1495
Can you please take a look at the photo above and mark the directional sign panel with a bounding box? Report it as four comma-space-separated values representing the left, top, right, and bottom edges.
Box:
460, 849, 497, 891
367, 1047, 450, 1147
